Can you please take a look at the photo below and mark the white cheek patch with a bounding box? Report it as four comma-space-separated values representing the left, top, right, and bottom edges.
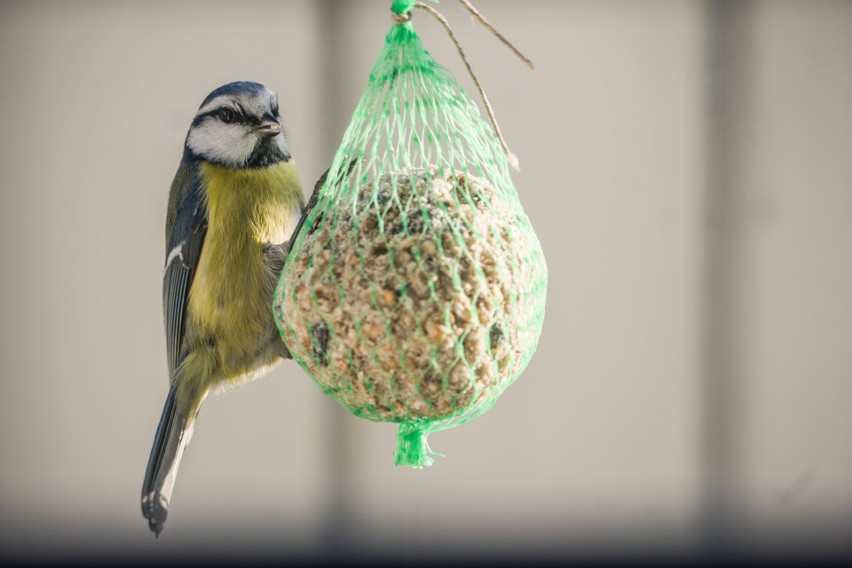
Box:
186, 119, 255, 167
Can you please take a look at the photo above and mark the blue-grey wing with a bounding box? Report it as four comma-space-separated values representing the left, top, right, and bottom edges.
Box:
163, 163, 207, 378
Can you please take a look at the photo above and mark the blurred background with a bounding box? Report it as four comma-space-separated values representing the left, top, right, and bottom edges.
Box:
1, 0, 850, 564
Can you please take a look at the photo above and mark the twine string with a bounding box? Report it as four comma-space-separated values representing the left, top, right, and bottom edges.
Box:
391, 0, 534, 172
457, 0, 534, 70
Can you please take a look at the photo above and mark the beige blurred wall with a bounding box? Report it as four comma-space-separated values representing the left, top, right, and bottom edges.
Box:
0, 0, 849, 562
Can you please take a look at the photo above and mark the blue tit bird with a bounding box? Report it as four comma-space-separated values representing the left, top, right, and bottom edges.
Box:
141, 81, 306, 536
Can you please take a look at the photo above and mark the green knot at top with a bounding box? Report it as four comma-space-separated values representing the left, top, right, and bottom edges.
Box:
391, 0, 416, 16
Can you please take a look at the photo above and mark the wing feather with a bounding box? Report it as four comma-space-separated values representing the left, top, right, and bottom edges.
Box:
163, 163, 208, 378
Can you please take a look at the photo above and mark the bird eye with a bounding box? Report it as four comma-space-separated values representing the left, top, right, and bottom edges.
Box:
218, 108, 235, 124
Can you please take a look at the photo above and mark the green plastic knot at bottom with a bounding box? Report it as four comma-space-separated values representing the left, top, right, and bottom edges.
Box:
394, 419, 443, 468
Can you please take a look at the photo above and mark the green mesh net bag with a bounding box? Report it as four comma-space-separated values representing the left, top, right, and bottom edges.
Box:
274, 0, 547, 467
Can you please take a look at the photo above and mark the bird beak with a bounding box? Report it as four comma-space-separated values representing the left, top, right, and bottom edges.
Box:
255, 114, 281, 138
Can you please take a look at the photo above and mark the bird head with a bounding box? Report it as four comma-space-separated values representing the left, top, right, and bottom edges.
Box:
184, 81, 290, 168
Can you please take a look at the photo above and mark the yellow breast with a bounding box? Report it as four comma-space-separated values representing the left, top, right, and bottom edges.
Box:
186, 161, 303, 377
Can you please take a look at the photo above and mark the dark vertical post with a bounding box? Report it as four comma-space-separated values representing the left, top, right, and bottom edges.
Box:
700, 0, 748, 558
315, 0, 354, 558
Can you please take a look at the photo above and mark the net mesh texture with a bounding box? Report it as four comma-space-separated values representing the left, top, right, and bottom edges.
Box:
274, 7, 547, 467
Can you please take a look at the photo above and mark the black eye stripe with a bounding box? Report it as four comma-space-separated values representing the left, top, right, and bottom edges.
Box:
192, 105, 269, 127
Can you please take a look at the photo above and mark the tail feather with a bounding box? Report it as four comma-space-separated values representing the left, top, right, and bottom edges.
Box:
141, 386, 195, 537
